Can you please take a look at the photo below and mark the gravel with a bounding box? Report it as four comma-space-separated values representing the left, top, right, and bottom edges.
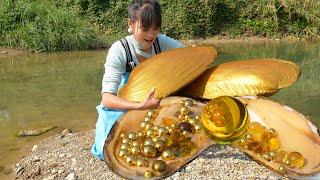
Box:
11, 130, 286, 180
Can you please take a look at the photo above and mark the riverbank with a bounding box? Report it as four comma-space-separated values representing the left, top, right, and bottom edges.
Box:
6, 129, 286, 180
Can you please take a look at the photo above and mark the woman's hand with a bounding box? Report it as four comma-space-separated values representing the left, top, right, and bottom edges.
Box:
138, 87, 161, 110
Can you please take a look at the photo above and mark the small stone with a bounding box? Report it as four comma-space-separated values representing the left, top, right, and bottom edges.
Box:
43, 175, 55, 180
58, 169, 64, 174
15, 163, 20, 168
15, 166, 24, 174
32, 145, 38, 152
3, 167, 12, 174
59, 153, 66, 158
66, 172, 76, 180
51, 169, 57, 174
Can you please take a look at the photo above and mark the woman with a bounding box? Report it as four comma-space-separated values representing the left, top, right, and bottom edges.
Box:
91, 0, 183, 160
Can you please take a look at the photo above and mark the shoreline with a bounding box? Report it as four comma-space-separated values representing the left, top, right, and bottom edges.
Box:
6, 129, 287, 180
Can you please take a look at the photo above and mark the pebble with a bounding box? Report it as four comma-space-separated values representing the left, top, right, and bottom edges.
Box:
32, 145, 38, 152
66, 172, 76, 180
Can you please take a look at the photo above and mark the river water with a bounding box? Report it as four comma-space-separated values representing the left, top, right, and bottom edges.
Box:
0, 41, 319, 175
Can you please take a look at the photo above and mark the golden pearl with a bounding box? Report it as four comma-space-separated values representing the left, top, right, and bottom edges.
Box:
155, 140, 166, 152
195, 124, 202, 131
182, 130, 188, 136
178, 122, 195, 133
122, 137, 131, 144
131, 145, 141, 155
120, 143, 130, 150
131, 140, 141, 147
144, 116, 152, 122
287, 151, 305, 168
188, 118, 196, 124
179, 100, 185, 105
120, 133, 126, 138
143, 145, 156, 158
144, 138, 155, 146
144, 170, 153, 178
184, 99, 194, 106
118, 149, 130, 158
126, 155, 136, 166
278, 166, 285, 173
153, 126, 159, 131
152, 160, 167, 173
179, 106, 189, 115
136, 158, 148, 167
137, 131, 145, 138
128, 132, 137, 140
147, 110, 157, 118
161, 150, 174, 160
141, 121, 149, 128
158, 127, 168, 136
195, 115, 200, 120
146, 129, 155, 137
145, 123, 154, 130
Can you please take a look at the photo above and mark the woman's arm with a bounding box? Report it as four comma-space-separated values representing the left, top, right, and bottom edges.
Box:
101, 88, 160, 110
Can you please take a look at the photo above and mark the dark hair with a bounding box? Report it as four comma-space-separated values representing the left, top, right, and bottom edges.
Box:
128, 0, 162, 29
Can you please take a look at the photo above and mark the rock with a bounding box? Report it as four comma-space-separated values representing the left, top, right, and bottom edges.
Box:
15, 166, 24, 174
32, 145, 38, 152
17, 126, 57, 137
61, 129, 72, 135
66, 172, 76, 180
43, 175, 55, 180
3, 167, 12, 175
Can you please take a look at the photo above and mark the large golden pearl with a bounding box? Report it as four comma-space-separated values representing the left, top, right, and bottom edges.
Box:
287, 151, 305, 168
128, 132, 137, 140
144, 170, 153, 178
136, 158, 148, 167
118, 149, 130, 158
161, 150, 174, 160
184, 99, 194, 106
179, 106, 189, 115
126, 155, 136, 166
147, 110, 157, 118
144, 116, 152, 122
155, 140, 166, 152
143, 145, 156, 157
120, 143, 130, 150
152, 160, 167, 173
131, 145, 141, 155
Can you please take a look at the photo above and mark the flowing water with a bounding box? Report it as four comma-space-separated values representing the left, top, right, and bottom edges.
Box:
0, 41, 319, 177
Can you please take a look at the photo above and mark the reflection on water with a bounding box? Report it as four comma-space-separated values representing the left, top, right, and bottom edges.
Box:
0, 41, 319, 175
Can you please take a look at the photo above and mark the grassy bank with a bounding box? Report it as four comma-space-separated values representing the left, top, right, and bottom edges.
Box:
0, 0, 319, 52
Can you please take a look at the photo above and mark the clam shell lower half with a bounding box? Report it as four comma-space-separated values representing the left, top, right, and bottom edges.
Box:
238, 97, 320, 179
181, 58, 301, 99
104, 97, 214, 180
119, 46, 217, 102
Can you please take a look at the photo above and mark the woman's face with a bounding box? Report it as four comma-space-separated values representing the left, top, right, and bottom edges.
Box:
129, 19, 160, 51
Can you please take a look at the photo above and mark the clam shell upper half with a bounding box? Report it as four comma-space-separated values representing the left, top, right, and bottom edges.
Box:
119, 46, 217, 102
238, 97, 320, 179
104, 97, 214, 180
181, 59, 301, 99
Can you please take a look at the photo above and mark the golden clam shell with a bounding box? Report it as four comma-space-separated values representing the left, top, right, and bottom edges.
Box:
119, 46, 217, 102
181, 58, 300, 99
